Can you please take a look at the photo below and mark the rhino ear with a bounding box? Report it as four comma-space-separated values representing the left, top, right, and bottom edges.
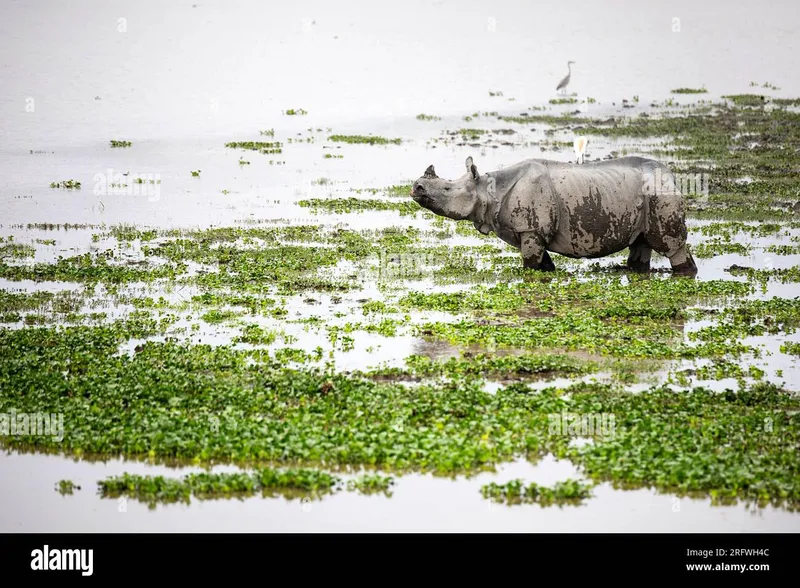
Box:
424, 165, 437, 179
466, 156, 478, 181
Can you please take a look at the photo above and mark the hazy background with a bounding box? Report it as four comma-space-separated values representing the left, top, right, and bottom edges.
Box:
1, 0, 798, 149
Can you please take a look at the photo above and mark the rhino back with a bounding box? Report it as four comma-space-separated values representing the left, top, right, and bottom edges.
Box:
486, 159, 545, 196
546, 164, 648, 258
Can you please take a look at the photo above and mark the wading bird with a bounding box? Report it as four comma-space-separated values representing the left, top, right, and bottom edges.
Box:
556, 61, 575, 95
574, 136, 588, 163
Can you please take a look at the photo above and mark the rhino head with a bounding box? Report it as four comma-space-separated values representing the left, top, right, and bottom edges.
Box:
410, 156, 481, 220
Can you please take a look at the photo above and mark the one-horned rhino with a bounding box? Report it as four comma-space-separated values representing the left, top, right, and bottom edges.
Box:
410, 155, 697, 275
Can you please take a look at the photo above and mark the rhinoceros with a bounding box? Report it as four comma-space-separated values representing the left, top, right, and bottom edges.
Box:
410, 155, 697, 275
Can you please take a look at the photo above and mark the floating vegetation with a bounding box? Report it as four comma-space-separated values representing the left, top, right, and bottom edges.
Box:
328, 135, 402, 145
283, 108, 308, 115
725, 265, 800, 283
721, 94, 768, 107
97, 469, 342, 508
109, 140, 132, 147
225, 141, 283, 154
499, 113, 584, 125
765, 244, 800, 255
56, 480, 81, 495
367, 352, 595, 381
49, 180, 81, 189
693, 241, 752, 258
1, 321, 798, 510
190, 170, 201, 177
346, 474, 395, 495
200, 309, 240, 324
416, 113, 442, 121
780, 342, 800, 356
671, 87, 708, 94
0, 243, 36, 258
481, 479, 594, 506
751, 81, 780, 90
773, 98, 800, 107
234, 323, 278, 345
297, 197, 421, 215
3, 88, 800, 522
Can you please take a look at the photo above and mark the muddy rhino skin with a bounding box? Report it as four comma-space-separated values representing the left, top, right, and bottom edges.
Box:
410, 155, 697, 274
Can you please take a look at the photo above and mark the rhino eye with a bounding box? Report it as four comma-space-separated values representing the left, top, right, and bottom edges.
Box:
445, 186, 451, 191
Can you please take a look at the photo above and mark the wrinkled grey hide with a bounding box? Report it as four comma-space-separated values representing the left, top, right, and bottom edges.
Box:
410, 155, 697, 274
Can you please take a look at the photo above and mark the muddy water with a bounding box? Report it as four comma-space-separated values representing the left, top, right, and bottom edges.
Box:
2, 0, 800, 531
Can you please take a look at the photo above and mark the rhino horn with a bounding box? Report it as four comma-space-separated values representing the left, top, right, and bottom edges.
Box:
424, 165, 437, 178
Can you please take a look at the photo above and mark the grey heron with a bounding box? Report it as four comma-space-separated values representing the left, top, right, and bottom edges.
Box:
556, 61, 575, 95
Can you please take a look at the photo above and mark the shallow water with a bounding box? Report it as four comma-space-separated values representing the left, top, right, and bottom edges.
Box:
2, 451, 795, 533
1, 0, 799, 532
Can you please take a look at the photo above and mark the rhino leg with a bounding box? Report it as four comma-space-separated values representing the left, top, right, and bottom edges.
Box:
667, 245, 698, 276
643, 178, 698, 276
521, 233, 556, 271
626, 234, 652, 273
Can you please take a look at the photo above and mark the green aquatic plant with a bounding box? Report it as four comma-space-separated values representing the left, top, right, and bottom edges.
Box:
0, 243, 36, 258
779, 342, 800, 356
97, 468, 341, 508
49, 180, 81, 189
365, 352, 595, 381
297, 197, 421, 215
225, 141, 282, 153
200, 309, 240, 324
109, 140, 132, 147
693, 241, 751, 258
328, 135, 402, 145
773, 98, 800, 107
1, 324, 798, 508
56, 480, 81, 495
481, 479, 594, 506
346, 474, 395, 495
765, 244, 800, 255
235, 324, 278, 345
722, 94, 767, 106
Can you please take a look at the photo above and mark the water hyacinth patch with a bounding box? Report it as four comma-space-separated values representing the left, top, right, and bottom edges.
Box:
97, 469, 342, 508
2, 88, 800, 524
481, 479, 594, 506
